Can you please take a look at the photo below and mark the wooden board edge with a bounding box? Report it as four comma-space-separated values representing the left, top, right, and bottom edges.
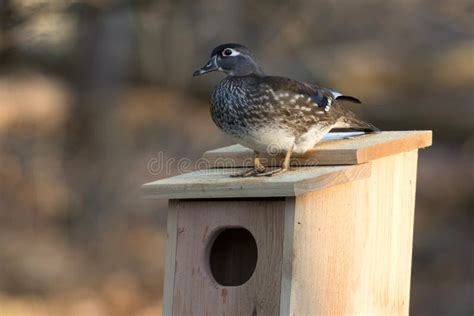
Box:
356, 131, 432, 163
202, 150, 359, 168
300, 149, 359, 165
142, 185, 296, 199
202, 131, 432, 167
141, 166, 370, 199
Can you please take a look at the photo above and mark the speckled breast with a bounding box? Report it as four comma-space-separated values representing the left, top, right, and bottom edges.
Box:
210, 76, 266, 138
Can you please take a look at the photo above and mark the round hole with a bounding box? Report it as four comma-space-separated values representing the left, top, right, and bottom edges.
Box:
208, 228, 258, 286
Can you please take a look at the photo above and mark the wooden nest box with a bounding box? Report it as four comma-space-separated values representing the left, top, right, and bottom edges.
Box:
142, 131, 432, 315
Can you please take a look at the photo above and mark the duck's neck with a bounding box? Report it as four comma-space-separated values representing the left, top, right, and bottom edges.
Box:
229, 61, 265, 77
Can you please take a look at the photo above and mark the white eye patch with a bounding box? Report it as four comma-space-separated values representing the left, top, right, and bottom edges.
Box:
222, 48, 241, 57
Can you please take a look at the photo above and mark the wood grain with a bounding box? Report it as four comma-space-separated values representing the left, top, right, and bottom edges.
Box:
142, 163, 370, 199
169, 198, 286, 316
202, 130, 432, 167
282, 150, 418, 315
162, 203, 178, 316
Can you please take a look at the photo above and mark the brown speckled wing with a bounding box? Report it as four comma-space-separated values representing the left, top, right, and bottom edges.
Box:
258, 76, 317, 95
260, 76, 339, 111
255, 76, 378, 132
251, 76, 338, 134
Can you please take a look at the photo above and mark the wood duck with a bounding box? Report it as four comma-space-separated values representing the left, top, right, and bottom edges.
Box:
193, 43, 378, 177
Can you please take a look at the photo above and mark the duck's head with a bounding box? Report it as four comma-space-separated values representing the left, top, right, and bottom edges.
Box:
193, 43, 264, 77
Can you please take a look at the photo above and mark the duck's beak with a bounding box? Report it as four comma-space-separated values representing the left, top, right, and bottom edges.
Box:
193, 55, 218, 76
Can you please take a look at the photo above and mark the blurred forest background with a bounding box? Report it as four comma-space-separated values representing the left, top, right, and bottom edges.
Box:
0, 0, 472, 315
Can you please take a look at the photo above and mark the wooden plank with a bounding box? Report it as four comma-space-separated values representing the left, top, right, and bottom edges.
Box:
171, 198, 285, 315
282, 150, 418, 315
142, 163, 370, 199
279, 197, 296, 316
162, 204, 178, 316
202, 130, 432, 167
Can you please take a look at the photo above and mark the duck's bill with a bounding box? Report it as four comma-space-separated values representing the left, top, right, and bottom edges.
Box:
193, 55, 218, 76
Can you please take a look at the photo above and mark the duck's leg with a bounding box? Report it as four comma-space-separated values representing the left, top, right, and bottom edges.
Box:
256, 145, 293, 177
254, 151, 266, 173
230, 151, 266, 177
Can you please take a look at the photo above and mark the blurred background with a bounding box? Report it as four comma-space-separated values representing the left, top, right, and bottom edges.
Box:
0, 0, 472, 315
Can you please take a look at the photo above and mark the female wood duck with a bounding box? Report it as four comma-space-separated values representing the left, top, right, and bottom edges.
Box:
194, 43, 378, 177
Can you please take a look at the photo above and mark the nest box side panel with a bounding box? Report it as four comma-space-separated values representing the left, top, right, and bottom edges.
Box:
283, 150, 418, 315
169, 198, 287, 316
162, 205, 178, 316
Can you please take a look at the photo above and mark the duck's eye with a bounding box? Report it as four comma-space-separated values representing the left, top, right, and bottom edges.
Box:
222, 48, 233, 56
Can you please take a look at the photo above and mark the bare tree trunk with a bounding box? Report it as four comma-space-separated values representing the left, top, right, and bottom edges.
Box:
0, 0, 15, 65
63, 3, 135, 243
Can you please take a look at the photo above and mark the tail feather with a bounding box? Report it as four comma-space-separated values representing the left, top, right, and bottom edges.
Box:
333, 116, 380, 132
